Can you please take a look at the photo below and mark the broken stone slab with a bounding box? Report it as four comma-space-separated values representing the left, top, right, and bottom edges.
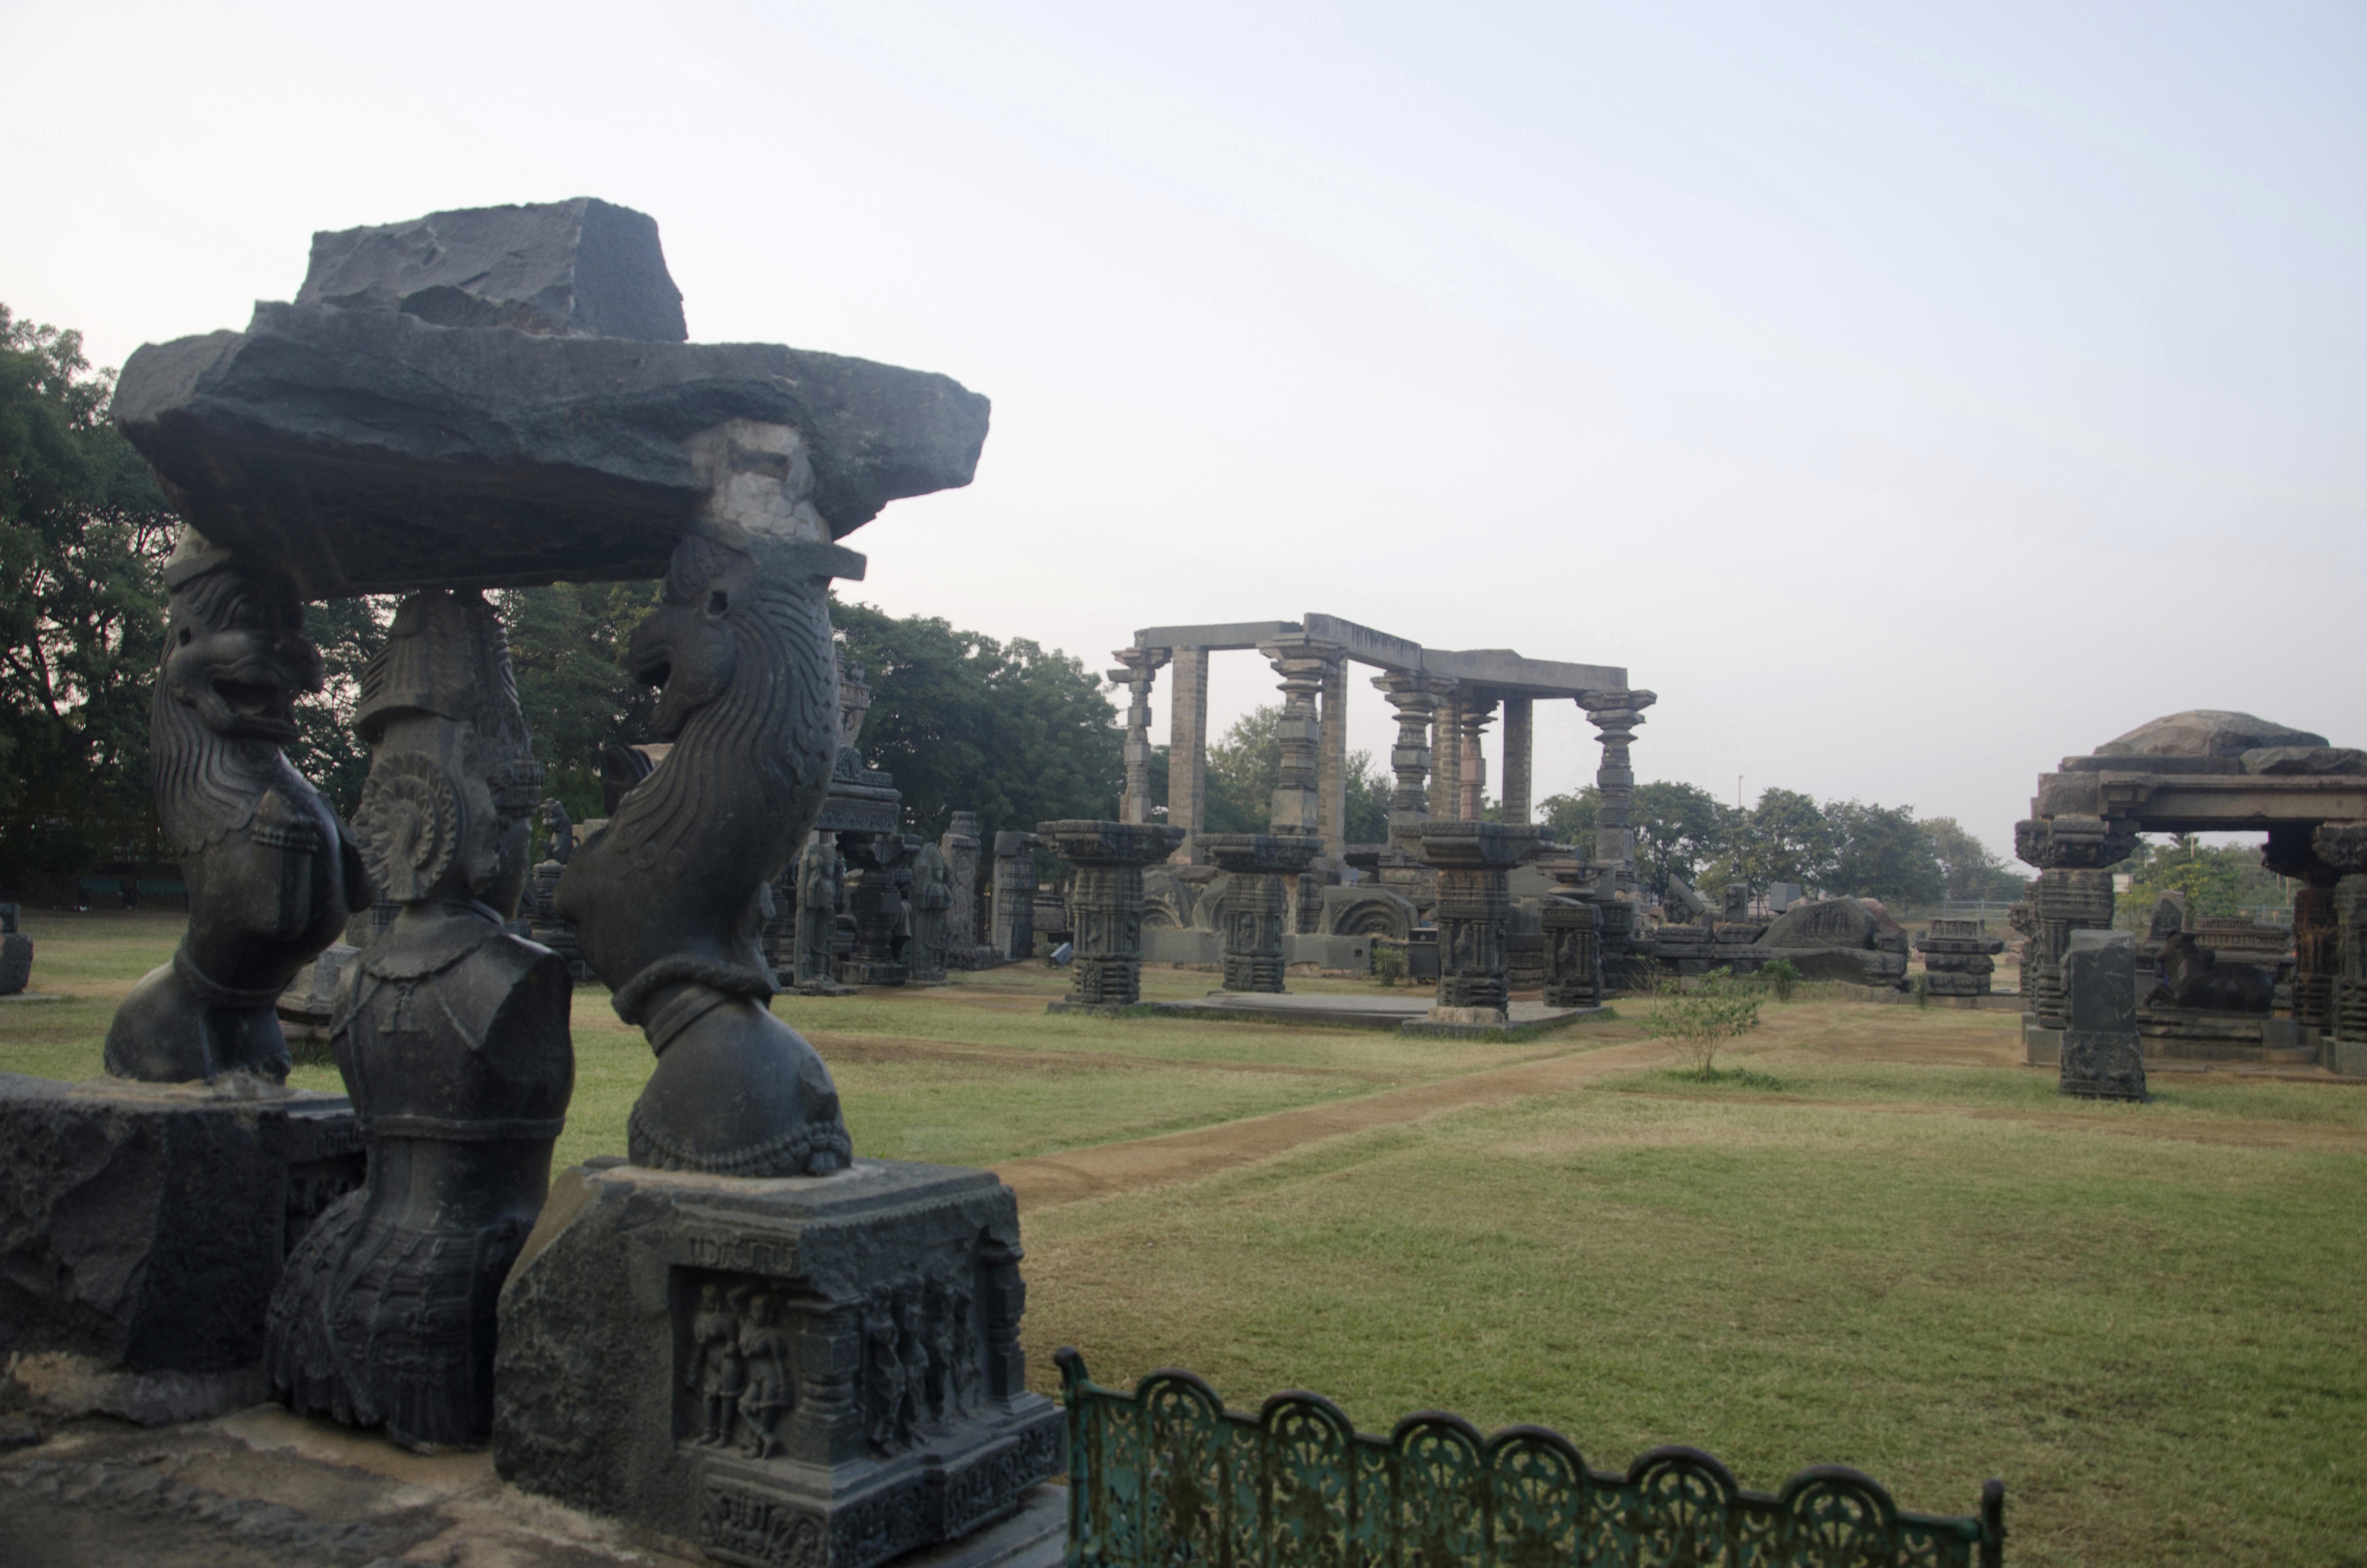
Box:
0, 1073, 362, 1421
2093, 710, 2328, 759
2060, 931, 2147, 1102
112, 301, 988, 597
297, 197, 688, 342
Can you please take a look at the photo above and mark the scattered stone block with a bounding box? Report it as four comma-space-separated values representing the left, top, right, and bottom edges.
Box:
0, 1073, 361, 1421
2061, 931, 2147, 1101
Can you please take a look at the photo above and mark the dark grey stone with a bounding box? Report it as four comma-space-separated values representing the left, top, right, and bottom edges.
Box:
113, 300, 990, 597
0, 1073, 361, 1390
264, 591, 574, 1453
2061, 931, 2147, 1101
493, 1159, 1062, 1568
297, 197, 688, 342
2093, 710, 2328, 758
1038, 821, 1185, 1011
0, 934, 29, 996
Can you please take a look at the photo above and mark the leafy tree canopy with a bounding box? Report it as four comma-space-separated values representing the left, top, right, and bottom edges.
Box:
1197, 703, 1388, 841
1920, 816, 2023, 903
831, 597, 1122, 850
0, 306, 177, 886
1629, 780, 1729, 899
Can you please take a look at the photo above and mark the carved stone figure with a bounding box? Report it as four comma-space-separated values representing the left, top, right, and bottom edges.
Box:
266, 589, 573, 1451
909, 840, 952, 982
107, 532, 372, 1082
556, 502, 858, 1178
688, 1281, 748, 1448
540, 798, 575, 865
840, 835, 911, 986
2060, 930, 2146, 1101
2155, 931, 2275, 1013
794, 836, 855, 995
736, 1290, 794, 1459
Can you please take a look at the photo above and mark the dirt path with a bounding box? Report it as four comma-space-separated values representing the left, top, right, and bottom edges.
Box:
994, 1036, 1673, 1209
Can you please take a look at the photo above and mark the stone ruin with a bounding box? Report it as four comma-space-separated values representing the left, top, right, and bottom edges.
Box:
1112, 612, 1659, 993
2014, 709, 2367, 1081
0, 903, 30, 996
0, 198, 1065, 1564
1916, 919, 2006, 998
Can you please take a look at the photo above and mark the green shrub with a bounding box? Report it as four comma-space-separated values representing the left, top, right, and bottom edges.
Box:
1644, 967, 1765, 1078
1760, 956, 1801, 1001
1372, 943, 1408, 988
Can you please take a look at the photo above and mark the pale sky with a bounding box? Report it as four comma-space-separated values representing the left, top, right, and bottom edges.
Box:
6, 1, 2361, 857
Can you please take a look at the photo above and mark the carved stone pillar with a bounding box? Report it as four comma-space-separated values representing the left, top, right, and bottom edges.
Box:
1040, 821, 1184, 1012
1429, 692, 1462, 821
2314, 823, 2367, 1047
1458, 699, 1495, 820
939, 811, 983, 963
1202, 834, 1323, 993
2014, 816, 2134, 1032
838, 837, 909, 987
1374, 673, 1444, 859
1540, 864, 1601, 1010
2060, 931, 2146, 1101
1500, 696, 1533, 826
1317, 659, 1350, 857
1168, 647, 1210, 861
1580, 690, 1656, 898
989, 831, 1037, 963
2266, 821, 2341, 1030
1109, 646, 1169, 826
1260, 640, 1331, 842
1417, 821, 1546, 1026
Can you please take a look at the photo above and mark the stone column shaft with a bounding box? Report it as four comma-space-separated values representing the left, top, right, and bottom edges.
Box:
1429, 695, 1462, 821
1500, 696, 1533, 826
1375, 673, 1443, 859
1039, 821, 1184, 1011
1110, 647, 1169, 827
1168, 648, 1210, 860
1581, 690, 1655, 898
1459, 699, 1495, 820
1317, 660, 1349, 858
1261, 641, 1332, 842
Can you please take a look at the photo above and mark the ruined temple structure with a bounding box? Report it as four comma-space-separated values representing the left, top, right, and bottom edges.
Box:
1915, 919, 2006, 998
2015, 711, 2367, 1077
97, 198, 1059, 1552
1120, 613, 1656, 989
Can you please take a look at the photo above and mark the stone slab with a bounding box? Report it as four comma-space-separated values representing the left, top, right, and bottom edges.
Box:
2021, 1015, 2063, 1068
0, 1074, 361, 1414
113, 301, 988, 597
494, 1158, 1061, 1568
2329, 1037, 2367, 1078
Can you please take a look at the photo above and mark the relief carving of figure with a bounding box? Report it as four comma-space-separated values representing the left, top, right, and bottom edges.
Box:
265, 590, 573, 1451
737, 1290, 794, 1459
909, 840, 952, 980
796, 836, 845, 989
556, 490, 854, 1176
689, 1281, 751, 1447
107, 530, 372, 1082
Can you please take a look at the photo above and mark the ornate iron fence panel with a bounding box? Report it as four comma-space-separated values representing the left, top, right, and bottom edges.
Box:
1059, 1351, 2004, 1568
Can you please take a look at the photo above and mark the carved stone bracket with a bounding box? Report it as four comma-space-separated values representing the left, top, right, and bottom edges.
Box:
1039, 821, 1185, 1011
1200, 835, 1325, 994
1417, 822, 1547, 1025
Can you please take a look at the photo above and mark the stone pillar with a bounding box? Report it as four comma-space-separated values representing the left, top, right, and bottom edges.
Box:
1540, 871, 1601, 1010
2314, 824, 2367, 1059
1201, 834, 1324, 993
1500, 696, 1533, 826
989, 831, 1037, 963
2060, 931, 2146, 1101
2013, 816, 2132, 1032
1168, 647, 1210, 861
1580, 689, 1656, 897
1429, 692, 1462, 821
1261, 640, 1331, 841
1317, 659, 1350, 857
1416, 821, 1546, 1027
1038, 820, 1184, 1012
940, 811, 983, 964
1109, 646, 1169, 826
1375, 673, 1442, 858
1458, 699, 1495, 820
838, 837, 909, 987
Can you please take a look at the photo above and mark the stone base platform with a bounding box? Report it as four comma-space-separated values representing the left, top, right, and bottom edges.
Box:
0, 1074, 361, 1423
495, 1158, 1062, 1568
1148, 992, 1608, 1037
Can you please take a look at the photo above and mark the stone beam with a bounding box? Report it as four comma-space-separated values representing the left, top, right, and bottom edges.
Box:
1132, 621, 1299, 652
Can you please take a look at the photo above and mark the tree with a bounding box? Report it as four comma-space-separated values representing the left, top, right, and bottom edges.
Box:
500, 580, 660, 825
1196, 704, 1386, 839
1824, 799, 1945, 907
831, 598, 1122, 849
1343, 752, 1390, 844
1629, 781, 1734, 899
1721, 787, 1835, 898
1920, 817, 2022, 903
2119, 837, 2288, 923
0, 306, 179, 891
1538, 787, 1600, 852
285, 596, 395, 820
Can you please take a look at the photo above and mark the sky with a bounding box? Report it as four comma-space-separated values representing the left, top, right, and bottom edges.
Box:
5, 0, 2362, 857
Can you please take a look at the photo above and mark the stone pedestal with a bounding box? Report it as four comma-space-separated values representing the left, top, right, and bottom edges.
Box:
1540, 897, 1601, 1009
494, 1159, 1062, 1568
1201, 835, 1325, 993
1417, 822, 1546, 1026
1038, 821, 1184, 1012
1914, 919, 2005, 998
2060, 931, 2146, 1101
940, 812, 988, 969
0, 1073, 362, 1422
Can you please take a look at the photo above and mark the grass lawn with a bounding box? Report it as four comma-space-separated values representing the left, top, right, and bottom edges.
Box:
6, 908, 2363, 1565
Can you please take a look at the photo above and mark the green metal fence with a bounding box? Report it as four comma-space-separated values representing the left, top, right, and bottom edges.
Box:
1059, 1351, 2003, 1568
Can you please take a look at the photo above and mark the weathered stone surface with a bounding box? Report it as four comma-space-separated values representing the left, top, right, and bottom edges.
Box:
1039, 821, 1185, 1011
299, 197, 688, 342
494, 1159, 1061, 1568
1200, 835, 1323, 993
2243, 746, 2367, 775
0, 1074, 361, 1408
0, 933, 29, 996
113, 300, 989, 597
2093, 710, 2327, 759
2061, 931, 2146, 1101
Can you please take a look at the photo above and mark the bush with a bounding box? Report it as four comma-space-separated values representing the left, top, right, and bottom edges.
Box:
1644, 967, 1765, 1078
1372, 943, 1408, 988
1760, 957, 1801, 1001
